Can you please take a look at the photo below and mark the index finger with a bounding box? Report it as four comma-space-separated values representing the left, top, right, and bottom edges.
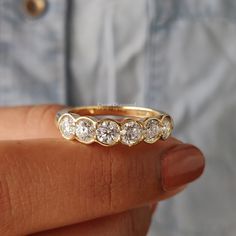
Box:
0, 138, 204, 235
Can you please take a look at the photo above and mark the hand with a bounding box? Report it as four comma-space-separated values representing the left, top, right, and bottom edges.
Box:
0, 105, 205, 235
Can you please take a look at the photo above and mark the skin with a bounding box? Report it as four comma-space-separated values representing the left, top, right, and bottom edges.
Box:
0, 105, 205, 235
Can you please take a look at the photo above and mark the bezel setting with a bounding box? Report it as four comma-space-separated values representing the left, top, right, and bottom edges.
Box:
58, 113, 76, 140
143, 118, 161, 143
96, 119, 120, 146
120, 119, 143, 146
75, 117, 96, 144
160, 115, 173, 140
56, 108, 173, 147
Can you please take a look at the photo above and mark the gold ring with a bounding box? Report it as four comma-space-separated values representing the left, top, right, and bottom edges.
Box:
56, 105, 174, 147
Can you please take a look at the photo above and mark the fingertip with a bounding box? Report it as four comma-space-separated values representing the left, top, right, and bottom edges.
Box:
161, 143, 205, 192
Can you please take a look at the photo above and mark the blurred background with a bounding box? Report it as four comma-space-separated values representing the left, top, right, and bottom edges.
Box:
0, 0, 236, 235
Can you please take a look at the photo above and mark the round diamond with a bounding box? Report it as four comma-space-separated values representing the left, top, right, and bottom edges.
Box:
161, 117, 172, 140
75, 118, 96, 143
96, 120, 120, 145
120, 120, 143, 146
59, 114, 75, 139
144, 118, 161, 143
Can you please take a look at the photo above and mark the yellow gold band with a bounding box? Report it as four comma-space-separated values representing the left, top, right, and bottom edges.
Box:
56, 105, 174, 147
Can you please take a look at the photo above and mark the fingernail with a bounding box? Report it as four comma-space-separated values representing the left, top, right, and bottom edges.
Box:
161, 144, 205, 191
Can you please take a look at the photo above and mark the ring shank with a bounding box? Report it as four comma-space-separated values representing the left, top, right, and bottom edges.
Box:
66, 106, 164, 119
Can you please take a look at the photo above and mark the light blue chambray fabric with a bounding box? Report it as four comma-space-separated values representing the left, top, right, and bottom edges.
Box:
1, 0, 236, 235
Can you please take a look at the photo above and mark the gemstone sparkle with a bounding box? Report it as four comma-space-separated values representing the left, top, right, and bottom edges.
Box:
120, 120, 143, 146
161, 117, 172, 140
96, 120, 120, 145
144, 118, 161, 143
75, 118, 96, 143
59, 114, 75, 139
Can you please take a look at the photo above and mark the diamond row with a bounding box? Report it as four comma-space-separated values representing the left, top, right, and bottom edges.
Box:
58, 113, 173, 146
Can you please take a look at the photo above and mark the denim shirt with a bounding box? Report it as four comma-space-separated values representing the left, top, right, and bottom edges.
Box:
1, 0, 236, 235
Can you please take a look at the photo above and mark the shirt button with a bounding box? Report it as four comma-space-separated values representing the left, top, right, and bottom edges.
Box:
23, 0, 47, 18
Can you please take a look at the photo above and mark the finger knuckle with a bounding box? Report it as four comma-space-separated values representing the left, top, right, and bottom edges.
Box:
104, 147, 115, 210
39, 104, 65, 122
23, 104, 64, 134
0, 177, 14, 235
26, 104, 63, 123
